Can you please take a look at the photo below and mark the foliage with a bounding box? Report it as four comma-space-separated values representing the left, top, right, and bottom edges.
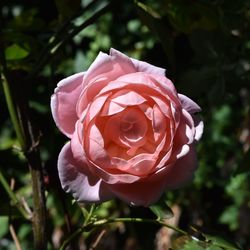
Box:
0, 0, 250, 249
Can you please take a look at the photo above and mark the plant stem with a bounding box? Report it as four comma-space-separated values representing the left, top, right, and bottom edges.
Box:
92, 217, 187, 235
27, 2, 110, 81
26, 152, 47, 250
0, 170, 30, 220
1, 75, 26, 149
60, 216, 187, 250
83, 204, 96, 226
0, 35, 47, 250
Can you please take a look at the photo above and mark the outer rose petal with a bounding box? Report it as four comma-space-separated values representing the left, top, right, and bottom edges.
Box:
193, 116, 204, 141
58, 142, 113, 202
130, 57, 166, 76
178, 94, 203, 141
109, 180, 167, 206
77, 49, 168, 115
51, 72, 84, 138
178, 94, 201, 114
108, 144, 197, 206
83, 49, 136, 87
163, 143, 198, 189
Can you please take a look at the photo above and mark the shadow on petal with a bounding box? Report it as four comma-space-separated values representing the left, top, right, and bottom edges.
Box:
58, 142, 113, 203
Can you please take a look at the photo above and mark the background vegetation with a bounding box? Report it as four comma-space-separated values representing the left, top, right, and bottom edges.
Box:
0, 0, 250, 249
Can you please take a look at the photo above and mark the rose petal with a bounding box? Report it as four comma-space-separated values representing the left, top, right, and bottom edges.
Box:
119, 108, 148, 148
58, 142, 113, 202
84, 49, 136, 85
139, 103, 153, 120
101, 99, 125, 116
76, 49, 137, 114
108, 176, 168, 206
87, 124, 111, 168
51, 72, 84, 137
99, 72, 180, 109
85, 94, 110, 124
149, 74, 177, 96
193, 116, 204, 142
130, 57, 166, 76
111, 154, 156, 176
88, 159, 141, 184
150, 96, 172, 118
175, 109, 195, 146
109, 143, 197, 206
163, 143, 198, 189
71, 121, 86, 164
178, 94, 201, 114
152, 104, 167, 142
111, 90, 147, 106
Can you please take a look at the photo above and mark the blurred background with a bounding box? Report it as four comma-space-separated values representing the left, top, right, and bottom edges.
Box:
0, 0, 250, 249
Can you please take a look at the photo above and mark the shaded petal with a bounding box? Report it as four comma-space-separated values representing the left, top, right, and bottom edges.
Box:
139, 103, 153, 120
150, 96, 171, 118
85, 94, 110, 124
71, 121, 86, 164
152, 104, 167, 142
178, 94, 201, 114
175, 109, 195, 146
99, 72, 180, 109
88, 159, 141, 184
149, 74, 177, 96
193, 116, 204, 142
108, 143, 197, 206
112, 90, 146, 106
101, 100, 125, 116
108, 175, 168, 206
87, 124, 112, 168
58, 142, 113, 203
51, 72, 84, 137
163, 143, 197, 189
130, 57, 166, 75
111, 154, 156, 176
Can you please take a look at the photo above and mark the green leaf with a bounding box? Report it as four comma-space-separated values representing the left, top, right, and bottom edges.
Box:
172, 236, 206, 250
5, 44, 29, 60
150, 201, 173, 220
0, 216, 9, 238
182, 240, 205, 250
81, 206, 89, 219
204, 234, 240, 250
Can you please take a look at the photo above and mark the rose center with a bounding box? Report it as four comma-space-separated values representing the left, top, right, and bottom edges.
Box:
120, 121, 134, 132
115, 108, 149, 157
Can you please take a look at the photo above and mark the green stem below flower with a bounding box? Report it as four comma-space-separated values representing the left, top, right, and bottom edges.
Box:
59, 216, 187, 250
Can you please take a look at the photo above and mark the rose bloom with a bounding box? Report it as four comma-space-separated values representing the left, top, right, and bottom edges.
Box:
51, 48, 203, 206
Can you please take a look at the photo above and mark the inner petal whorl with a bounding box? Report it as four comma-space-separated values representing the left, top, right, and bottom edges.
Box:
119, 107, 148, 146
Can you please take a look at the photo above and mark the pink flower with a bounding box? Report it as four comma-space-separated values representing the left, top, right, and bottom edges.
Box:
51, 48, 203, 206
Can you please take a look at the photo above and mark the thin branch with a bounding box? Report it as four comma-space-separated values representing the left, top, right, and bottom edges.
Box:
92, 217, 187, 235
0, 22, 47, 250
27, 2, 110, 81
0, 70, 26, 150
0, 170, 31, 220
10, 224, 22, 250
89, 229, 106, 250
59, 217, 188, 250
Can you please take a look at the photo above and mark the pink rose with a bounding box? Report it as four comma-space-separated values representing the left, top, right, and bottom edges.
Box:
51, 48, 203, 206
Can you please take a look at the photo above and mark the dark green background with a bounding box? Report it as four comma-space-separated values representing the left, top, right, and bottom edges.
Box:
0, 0, 249, 249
